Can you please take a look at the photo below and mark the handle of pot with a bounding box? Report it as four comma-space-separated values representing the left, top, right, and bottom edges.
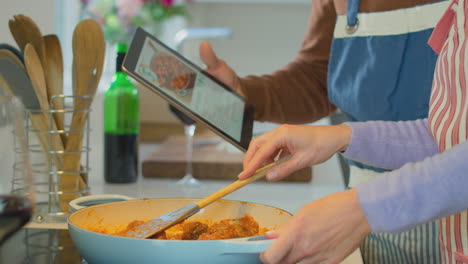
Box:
69, 194, 136, 212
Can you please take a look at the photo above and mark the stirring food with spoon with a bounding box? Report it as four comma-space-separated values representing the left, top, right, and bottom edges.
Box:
88, 214, 269, 241
118, 156, 290, 239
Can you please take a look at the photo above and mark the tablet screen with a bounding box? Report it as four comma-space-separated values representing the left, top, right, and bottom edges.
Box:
123, 28, 254, 151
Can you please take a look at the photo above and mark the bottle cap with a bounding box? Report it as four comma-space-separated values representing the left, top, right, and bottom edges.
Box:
116, 44, 128, 72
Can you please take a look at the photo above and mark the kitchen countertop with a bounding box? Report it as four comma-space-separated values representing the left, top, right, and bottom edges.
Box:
0, 144, 363, 264
0, 100, 363, 263
91, 143, 350, 214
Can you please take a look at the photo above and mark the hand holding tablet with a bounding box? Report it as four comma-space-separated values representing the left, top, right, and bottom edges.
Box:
123, 27, 254, 151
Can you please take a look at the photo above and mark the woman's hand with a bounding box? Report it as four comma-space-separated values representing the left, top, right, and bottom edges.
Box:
199, 41, 244, 96
261, 189, 371, 264
239, 124, 352, 181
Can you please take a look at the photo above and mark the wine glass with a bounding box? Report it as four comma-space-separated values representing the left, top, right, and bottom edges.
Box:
168, 28, 233, 187
169, 104, 201, 186
0, 95, 34, 245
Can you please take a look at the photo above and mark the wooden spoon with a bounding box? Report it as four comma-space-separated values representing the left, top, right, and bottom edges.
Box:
24, 44, 65, 164
120, 156, 291, 239
60, 19, 105, 211
8, 15, 62, 144
44, 34, 90, 199
8, 15, 46, 66
25, 44, 91, 210
24, 45, 52, 115
9, 16, 65, 138
43, 34, 65, 144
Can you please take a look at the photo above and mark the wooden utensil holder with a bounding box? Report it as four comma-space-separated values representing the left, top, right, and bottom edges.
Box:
16, 94, 91, 223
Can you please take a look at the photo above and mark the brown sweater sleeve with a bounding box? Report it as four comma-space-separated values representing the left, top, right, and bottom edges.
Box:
239, 0, 337, 124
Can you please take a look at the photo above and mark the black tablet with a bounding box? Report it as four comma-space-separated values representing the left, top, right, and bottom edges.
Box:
123, 27, 254, 152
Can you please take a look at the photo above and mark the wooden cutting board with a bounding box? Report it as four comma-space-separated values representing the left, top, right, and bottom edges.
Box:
142, 136, 312, 182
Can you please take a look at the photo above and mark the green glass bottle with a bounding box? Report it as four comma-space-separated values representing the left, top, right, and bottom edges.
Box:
104, 43, 139, 183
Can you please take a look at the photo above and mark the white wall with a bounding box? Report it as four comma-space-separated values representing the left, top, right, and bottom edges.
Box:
1, 0, 57, 48
185, 2, 311, 76
140, 1, 312, 123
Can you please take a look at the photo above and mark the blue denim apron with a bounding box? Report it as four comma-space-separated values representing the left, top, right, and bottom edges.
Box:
327, 0, 447, 263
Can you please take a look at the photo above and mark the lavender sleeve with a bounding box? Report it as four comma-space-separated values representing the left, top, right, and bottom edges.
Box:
342, 119, 468, 233
343, 119, 438, 169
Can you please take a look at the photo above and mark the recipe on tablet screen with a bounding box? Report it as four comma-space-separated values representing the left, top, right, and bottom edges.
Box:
135, 37, 245, 142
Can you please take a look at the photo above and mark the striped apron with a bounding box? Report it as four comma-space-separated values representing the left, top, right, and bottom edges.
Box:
328, 0, 449, 262
428, 0, 468, 263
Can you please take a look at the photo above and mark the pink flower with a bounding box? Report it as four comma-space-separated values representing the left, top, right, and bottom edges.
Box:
141, 0, 178, 7
116, 0, 144, 19
160, 0, 174, 8
87, 0, 114, 19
